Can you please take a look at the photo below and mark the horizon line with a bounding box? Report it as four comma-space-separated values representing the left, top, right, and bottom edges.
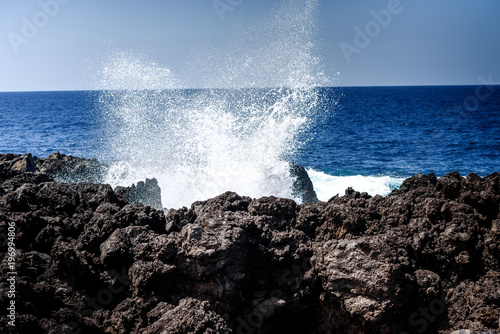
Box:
1, 83, 499, 93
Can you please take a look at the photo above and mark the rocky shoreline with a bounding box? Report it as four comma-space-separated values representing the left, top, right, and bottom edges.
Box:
0, 153, 499, 333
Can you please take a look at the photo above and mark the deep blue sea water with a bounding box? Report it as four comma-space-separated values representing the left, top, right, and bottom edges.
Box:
1, 86, 499, 205
0, 91, 101, 159
300, 86, 500, 176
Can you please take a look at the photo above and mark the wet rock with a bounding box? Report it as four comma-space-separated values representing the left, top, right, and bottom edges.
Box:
289, 162, 318, 204
37, 151, 108, 184
114, 178, 163, 210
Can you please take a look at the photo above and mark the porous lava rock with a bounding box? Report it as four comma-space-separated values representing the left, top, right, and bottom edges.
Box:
0, 153, 499, 333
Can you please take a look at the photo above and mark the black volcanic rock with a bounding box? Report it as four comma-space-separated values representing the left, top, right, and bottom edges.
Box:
0, 153, 37, 181
0, 154, 499, 334
37, 151, 108, 184
1, 152, 165, 209
290, 162, 318, 204
115, 178, 163, 210
3, 153, 318, 209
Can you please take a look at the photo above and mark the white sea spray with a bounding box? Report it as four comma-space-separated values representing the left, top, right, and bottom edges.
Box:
95, 0, 329, 209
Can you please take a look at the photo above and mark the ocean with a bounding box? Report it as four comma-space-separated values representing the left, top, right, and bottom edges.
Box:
1, 86, 499, 208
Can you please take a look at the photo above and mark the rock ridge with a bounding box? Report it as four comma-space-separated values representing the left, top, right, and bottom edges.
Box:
0, 153, 499, 333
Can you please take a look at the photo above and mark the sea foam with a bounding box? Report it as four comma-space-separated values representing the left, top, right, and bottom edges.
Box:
307, 168, 405, 201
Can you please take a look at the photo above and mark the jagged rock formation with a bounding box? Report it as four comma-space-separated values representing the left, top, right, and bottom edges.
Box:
1, 153, 164, 210
1, 153, 317, 209
0, 154, 499, 333
290, 162, 318, 204
37, 151, 108, 184
115, 179, 163, 210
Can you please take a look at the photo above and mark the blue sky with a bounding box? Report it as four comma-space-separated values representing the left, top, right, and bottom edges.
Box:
1, 0, 499, 91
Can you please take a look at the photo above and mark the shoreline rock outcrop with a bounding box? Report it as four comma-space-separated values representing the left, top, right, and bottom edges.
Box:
0, 153, 499, 333
290, 162, 318, 204
2, 153, 317, 208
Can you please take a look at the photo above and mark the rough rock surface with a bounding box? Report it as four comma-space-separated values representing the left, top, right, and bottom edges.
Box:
37, 151, 108, 184
4, 153, 315, 209
0, 154, 499, 334
1, 152, 165, 209
115, 179, 163, 210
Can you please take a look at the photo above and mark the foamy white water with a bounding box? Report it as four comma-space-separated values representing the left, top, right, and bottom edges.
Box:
99, 86, 313, 208
307, 169, 406, 201
96, 0, 328, 209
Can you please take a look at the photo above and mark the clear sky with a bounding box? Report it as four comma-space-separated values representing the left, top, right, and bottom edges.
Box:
1, 0, 499, 91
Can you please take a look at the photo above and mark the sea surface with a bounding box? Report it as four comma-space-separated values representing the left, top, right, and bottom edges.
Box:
1, 86, 499, 207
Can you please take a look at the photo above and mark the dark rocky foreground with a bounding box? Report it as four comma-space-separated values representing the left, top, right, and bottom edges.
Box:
0, 153, 499, 334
